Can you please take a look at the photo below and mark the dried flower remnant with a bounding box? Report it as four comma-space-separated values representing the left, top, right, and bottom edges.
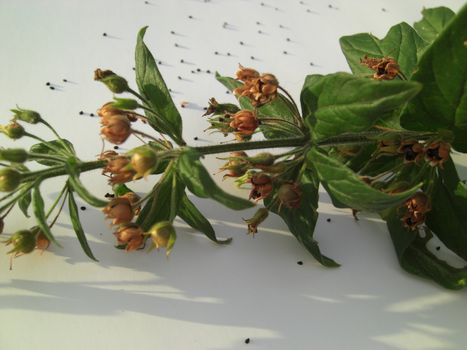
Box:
102, 197, 135, 225
0, 168, 21, 192
229, 110, 259, 139
114, 224, 145, 251
243, 208, 269, 235
249, 173, 273, 201
425, 141, 450, 168
398, 140, 424, 164
35, 231, 50, 251
94, 69, 129, 93
203, 98, 239, 117
220, 152, 249, 179
1, 120, 25, 139
235, 65, 260, 82
97, 102, 138, 122
360, 55, 401, 80
234, 65, 279, 106
401, 192, 431, 231
100, 115, 132, 145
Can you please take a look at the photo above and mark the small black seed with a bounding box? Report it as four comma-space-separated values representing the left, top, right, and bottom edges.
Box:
310, 62, 314, 66
245, 338, 250, 344
260, 2, 264, 6
256, 21, 261, 25
158, 61, 162, 64
109, 194, 115, 198
206, 70, 211, 73
283, 51, 287, 54
49, 86, 55, 90
297, 261, 303, 265
79, 111, 84, 115
227, 52, 231, 56
258, 30, 262, 34
219, 117, 225, 122
90, 113, 95, 117
80, 206, 86, 211
286, 38, 291, 42
275, 7, 279, 10
132, 67, 135, 71
240, 41, 244, 45
381, 8, 386, 12
214, 51, 219, 55
328, 4, 332, 8
105, 193, 110, 198
191, 70, 195, 73
178, 76, 182, 80
203, 107, 207, 110
103, 33, 107, 37
170, 30, 175, 34
436, 246, 441, 251
188, 15, 193, 19
63, 79, 67, 82
226, 91, 230, 94
250, 56, 255, 60
169, 88, 173, 92
144, 0, 148, 3
46, 82, 51, 86
174, 43, 178, 47
326, 218, 331, 222
113, 146, 119, 150
180, 59, 184, 63
279, 24, 284, 28
197, 68, 201, 72
194, 137, 198, 140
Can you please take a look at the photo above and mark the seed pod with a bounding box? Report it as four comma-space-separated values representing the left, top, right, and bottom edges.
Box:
111, 98, 138, 110
243, 208, 269, 235
94, 69, 129, 94
0, 148, 28, 163
130, 147, 157, 178
0, 168, 21, 192
114, 224, 144, 251
277, 182, 302, 209
203, 97, 240, 116
398, 140, 424, 163
11, 107, 41, 124
103, 156, 135, 185
235, 65, 260, 82
425, 141, 450, 168
247, 152, 275, 167
149, 221, 176, 254
35, 231, 50, 251
1, 121, 25, 139
249, 173, 273, 201
100, 115, 132, 145
102, 197, 135, 225
5, 229, 36, 255
229, 110, 259, 136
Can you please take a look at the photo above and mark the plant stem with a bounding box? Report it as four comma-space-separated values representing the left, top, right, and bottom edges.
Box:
193, 136, 308, 155
40, 119, 75, 155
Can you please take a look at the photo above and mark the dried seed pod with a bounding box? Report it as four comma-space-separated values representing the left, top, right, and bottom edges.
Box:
235, 65, 260, 82
100, 115, 132, 145
5, 229, 36, 256
114, 224, 145, 251
398, 140, 424, 163
425, 141, 450, 168
102, 197, 135, 225
11, 107, 41, 124
277, 182, 302, 209
94, 69, 129, 93
229, 110, 259, 137
249, 173, 273, 201
243, 208, 269, 235
360, 55, 401, 80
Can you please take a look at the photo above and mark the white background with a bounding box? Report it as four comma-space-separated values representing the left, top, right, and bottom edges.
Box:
0, 0, 466, 349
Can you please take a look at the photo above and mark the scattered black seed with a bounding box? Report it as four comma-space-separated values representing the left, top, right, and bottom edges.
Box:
250, 56, 255, 60
203, 107, 207, 110
326, 218, 331, 222
109, 194, 115, 198
194, 136, 198, 140
90, 113, 95, 117
227, 52, 231, 56
245, 338, 251, 344
214, 51, 219, 55
169, 88, 173, 92
283, 51, 287, 55
310, 62, 314, 66
240, 41, 244, 45
79, 111, 84, 115
191, 70, 195, 73
219, 117, 225, 122
206, 70, 211, 73
275, 7, 279, 10
260, 2, 264, 6
113, 145, 119, 150
174, 43, 179, 47
158, 61, 162, 65
170, 30, 175, 34
286, 38, 291, 42
196, 68, 201, 72
178, 76, 182, 80
49, 86, 55, 90
80, 206, 86, 211
105, 193, 111, 198
381, 8, 386, 12
256, 21, 261, 25
180, 59, 184, 63
132, 67, 135, 71
188, 15, 193, 19
436, 246, 441, 251
46, 82, 51, 86
258, 30, 262, 34
297, 261, 304, 265
225, 91, 230, 94
103, 33, 107, 37
300, 0, 304, 4
279, 24, 284, 28
63, 79, 67, 83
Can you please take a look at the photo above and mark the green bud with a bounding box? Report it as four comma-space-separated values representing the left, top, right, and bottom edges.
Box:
203, 98, 240, 116
129, 146, 157, 178
1, 121, 25, 139
6, 229, 36, 255
0, 148, 28, 163
11, 107, 41, 124
148, 221, 176, 256
243, 208, 269, 235
94, 68, 128, 94
0, 168, 21, 192
112, 98, 138, 110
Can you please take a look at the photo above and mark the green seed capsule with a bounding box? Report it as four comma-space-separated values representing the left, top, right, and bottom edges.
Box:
0, 148, 28, 163
6, 229, 36, 255
0, 168, 21, 192
11, 107, 41, 124
2, 121, 25, 139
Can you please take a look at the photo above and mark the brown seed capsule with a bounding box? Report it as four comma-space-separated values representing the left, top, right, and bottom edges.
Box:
229, 110, 259, 137
102, 197, 135, 225
277, 182, 302, 209
234, 71, 279, 106
103, 156, 135, 185
148, 221, 176, 255
401, 211, 426, 231
220, 152, 249, 179
405, 192, 431, 215
100, 115, 132, 145
398, 140, 424, 164
425, 141, 450, 168
249, 173, 273, 201
97, 102, 138, 122
114, 224, 145, 251
119, 191, 141, 215
360, 55, 401, 80
35, 231, 50, 251
235, 65, 260, 82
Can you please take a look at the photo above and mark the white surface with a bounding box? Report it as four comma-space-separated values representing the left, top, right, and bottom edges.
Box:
0, 0, 466, 349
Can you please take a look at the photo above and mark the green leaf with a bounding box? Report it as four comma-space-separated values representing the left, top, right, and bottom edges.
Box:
135, 27, 184, 144
32, 184, 61, 247
455, 182, 467, 198
300, 73, 421, 141
65, 159, 108, 208
29, 139, 74, 166
136, 166, 185, 231
177, 148, 254, 210
68, 189, 98, 261
425, 159, 467, 260
400, 5, 467, 152
177, 193, 232, 244
18, 188, 32, 217
414, 6, 455, 44
340, 22, 428, 78
264, 164, 339, 267
386, 209, 467, 290
309, 147, 421, 212
215, 73, 299, 139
